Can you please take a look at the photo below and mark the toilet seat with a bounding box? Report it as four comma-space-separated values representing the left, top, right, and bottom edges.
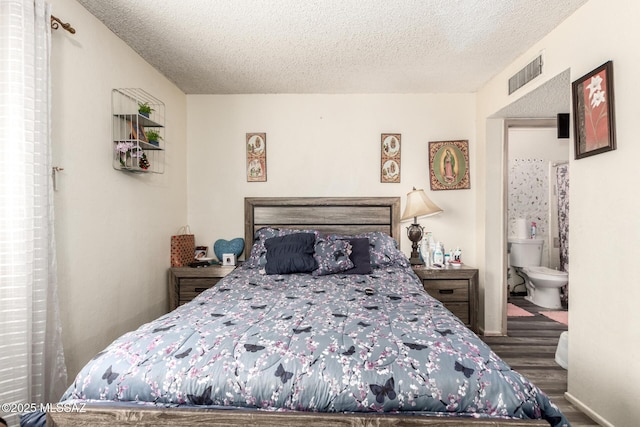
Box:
522, 266, 568, 277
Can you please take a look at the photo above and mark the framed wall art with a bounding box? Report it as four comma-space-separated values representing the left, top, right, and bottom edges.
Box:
246, 133, 266, 182
572, 60, 616, 159
129, 120, 147, 142
428, 140, 470, 191
380, 133, 401, 183
194, 246, 208, 259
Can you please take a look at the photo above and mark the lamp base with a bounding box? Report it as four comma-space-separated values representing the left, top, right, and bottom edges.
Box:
407, 222, 424, 266
409, 256, 424, 266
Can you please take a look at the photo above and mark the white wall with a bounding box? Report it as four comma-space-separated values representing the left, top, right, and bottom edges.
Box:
51, 0, 187, 380
477, 0, 640, 425
186, 94, 477, 270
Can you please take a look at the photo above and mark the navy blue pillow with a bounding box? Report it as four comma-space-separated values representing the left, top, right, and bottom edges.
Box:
264, 233, 317, 275
341, 238, 372, 274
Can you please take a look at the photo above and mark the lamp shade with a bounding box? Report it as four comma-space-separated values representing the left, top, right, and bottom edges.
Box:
401, 188, 443, 221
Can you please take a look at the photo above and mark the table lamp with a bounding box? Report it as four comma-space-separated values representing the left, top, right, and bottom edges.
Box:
401, 187, 443, 265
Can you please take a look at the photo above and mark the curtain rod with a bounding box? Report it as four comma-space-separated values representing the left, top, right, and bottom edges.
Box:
51, 15, 75, 34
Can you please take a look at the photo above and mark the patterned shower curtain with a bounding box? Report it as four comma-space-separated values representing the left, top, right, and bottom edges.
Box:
556, 164, 570, 272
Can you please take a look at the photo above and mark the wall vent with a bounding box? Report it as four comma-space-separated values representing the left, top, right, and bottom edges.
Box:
508, 55, 543, 95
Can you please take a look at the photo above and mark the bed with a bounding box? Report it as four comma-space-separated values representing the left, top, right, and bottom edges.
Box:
44, 197, 567, 427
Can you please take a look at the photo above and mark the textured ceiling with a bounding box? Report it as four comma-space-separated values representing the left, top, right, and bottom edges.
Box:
76, 0, 588, 95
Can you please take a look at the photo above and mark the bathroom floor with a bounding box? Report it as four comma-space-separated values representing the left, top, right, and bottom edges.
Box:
509, 294, 569, 316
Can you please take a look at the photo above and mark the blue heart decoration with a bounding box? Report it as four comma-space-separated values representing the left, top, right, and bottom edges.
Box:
214, 238, 245, 262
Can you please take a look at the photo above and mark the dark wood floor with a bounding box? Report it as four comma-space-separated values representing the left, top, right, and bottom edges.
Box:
481, 297, 598, 426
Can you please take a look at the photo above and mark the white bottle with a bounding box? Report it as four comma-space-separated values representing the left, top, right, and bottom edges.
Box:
433, 242, 444, 265
428, 234, 437, 264
420, 235, 431, 266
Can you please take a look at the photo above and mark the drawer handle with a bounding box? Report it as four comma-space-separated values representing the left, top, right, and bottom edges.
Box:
195, 287, 208, 293
439, 289, 454, 294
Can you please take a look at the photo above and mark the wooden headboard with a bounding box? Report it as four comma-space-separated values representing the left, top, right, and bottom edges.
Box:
244, 197, 401, 256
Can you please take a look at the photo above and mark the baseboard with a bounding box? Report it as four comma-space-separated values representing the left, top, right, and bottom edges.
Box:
479, 326, 506, 337
564, 391, 612, 427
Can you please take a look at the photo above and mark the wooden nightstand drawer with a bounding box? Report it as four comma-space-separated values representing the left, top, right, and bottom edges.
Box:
169, 266, 236, 311
412, 265, 479, 334
179, 278, 223, 303
444, 303, 470, 324
422, 279, 469, 302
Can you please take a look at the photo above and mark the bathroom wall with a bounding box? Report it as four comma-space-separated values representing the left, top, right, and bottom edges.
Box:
508, 158, 549, 245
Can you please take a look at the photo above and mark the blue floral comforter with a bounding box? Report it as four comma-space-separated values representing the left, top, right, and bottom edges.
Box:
61, 265, 568, 426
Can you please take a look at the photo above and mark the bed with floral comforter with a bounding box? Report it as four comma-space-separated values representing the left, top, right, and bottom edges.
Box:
58, 237, 568, 426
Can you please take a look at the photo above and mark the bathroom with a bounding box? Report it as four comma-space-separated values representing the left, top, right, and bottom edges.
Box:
507, 124, 570, 309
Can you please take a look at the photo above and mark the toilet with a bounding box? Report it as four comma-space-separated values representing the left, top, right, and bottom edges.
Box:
508, 238, 568, 309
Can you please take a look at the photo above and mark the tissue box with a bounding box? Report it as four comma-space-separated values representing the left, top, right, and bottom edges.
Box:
222, 253, 236, 266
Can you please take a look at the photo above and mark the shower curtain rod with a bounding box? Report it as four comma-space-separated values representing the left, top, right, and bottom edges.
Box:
51, 15, 75, 34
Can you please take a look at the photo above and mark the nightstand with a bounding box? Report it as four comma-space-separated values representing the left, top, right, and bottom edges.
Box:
168, 265, 236, 311
412, 265, 479, 333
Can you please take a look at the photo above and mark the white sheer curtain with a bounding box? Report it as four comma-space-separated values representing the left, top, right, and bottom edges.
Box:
0, 0, 67, 424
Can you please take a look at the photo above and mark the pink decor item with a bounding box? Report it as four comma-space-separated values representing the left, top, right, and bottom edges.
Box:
507, 303, 534, 317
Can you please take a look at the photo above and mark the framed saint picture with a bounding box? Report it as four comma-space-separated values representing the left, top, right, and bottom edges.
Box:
246, 133, 267, 182
428, 140, 470, 190
380, 133, 401, 183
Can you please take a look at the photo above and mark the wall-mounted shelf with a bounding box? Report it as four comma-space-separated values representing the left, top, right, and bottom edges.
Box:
112, 88, 165, 173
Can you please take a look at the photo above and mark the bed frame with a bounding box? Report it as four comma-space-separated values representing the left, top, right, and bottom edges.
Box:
49, 197, 547, 427
244, 196, 402, 253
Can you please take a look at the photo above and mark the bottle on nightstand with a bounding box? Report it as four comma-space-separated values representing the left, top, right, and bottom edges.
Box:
420, 235, 431, 267
433, 242, 444, 265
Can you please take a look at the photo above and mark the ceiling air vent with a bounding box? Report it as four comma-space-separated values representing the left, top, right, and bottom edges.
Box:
508, 55, 543, 95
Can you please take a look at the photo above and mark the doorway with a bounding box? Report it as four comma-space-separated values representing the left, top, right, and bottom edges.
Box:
505, 122, 570, 302
487, 69, 572, 335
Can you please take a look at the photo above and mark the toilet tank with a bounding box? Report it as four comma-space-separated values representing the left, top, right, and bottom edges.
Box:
508, 238, 543, 267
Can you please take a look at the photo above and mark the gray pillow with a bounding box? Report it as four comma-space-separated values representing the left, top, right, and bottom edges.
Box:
313, 239, 354, 276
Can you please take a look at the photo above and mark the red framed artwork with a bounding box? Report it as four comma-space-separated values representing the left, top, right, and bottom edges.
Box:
572, 61, 616, 159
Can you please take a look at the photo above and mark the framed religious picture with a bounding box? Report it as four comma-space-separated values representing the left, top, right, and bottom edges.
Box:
246, 133, 267, 182
380, 133, 401, 183
572, 61, 616, 159
428, 140, 470, 191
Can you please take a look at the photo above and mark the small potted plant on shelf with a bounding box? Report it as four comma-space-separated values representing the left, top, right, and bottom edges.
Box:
138, 102, 154, 118
145, 128, 163, 147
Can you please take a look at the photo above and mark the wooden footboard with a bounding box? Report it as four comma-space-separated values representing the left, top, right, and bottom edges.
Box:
48, 406, 549, 426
